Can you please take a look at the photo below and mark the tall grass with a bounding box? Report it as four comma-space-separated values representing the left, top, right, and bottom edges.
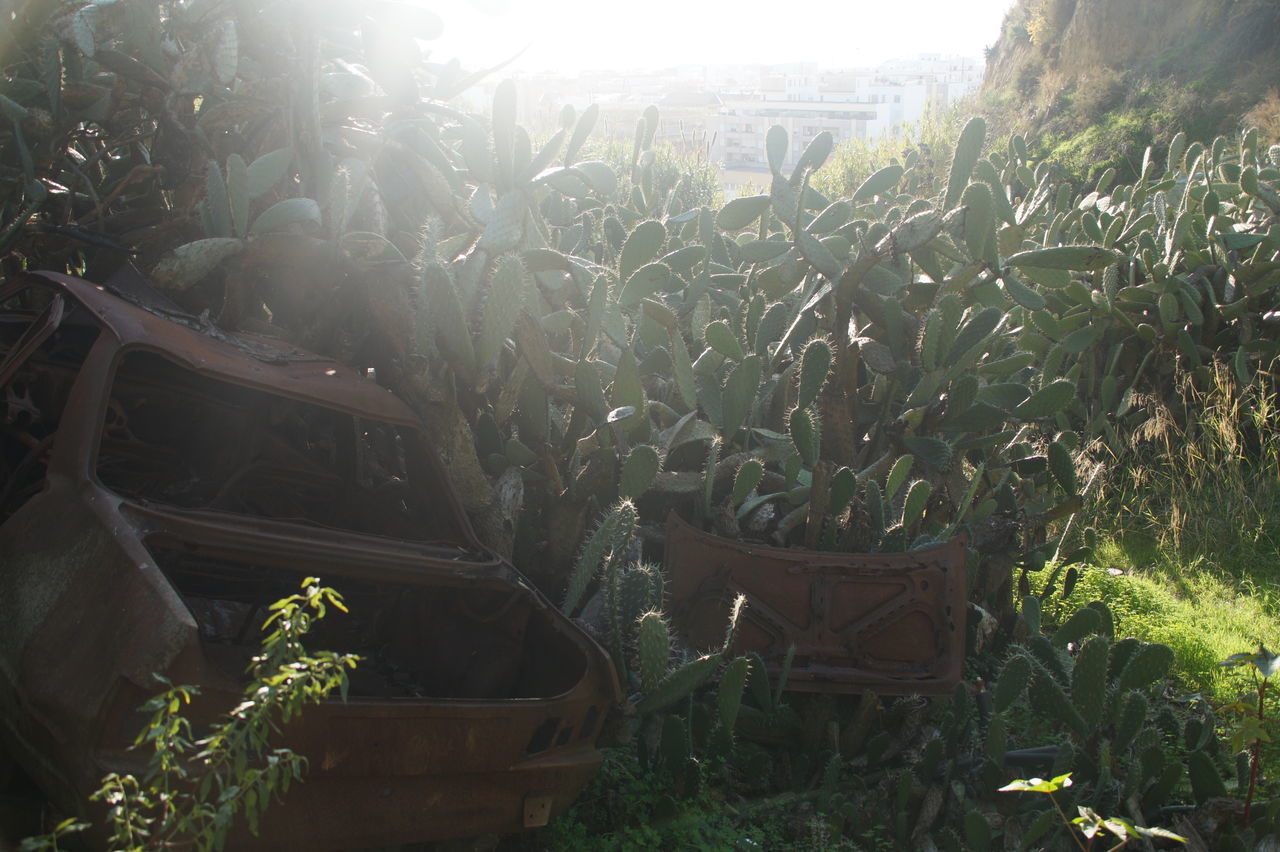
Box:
1096, 363, 1280, 566
1068, 362, 1280, 699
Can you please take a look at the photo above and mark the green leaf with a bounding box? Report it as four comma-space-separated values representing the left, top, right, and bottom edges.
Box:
998, 773, 1073, 794
1006, 245, 1122, 271
731, 459, 765, 506
722, 355, 762, 437
884, 454, 914, 499
1012, 380, 1075, 419
0, 93, 29, 123
150, 238, 244, 292
246, 148, 293, 199
620, 220, 666, 279
706, 320, 745, 361
226, 154, 249, 237
851, 164, 904, 203
620, 445, 661, 500
250, 197, 321, 234
945, 117, 986, 210
766, 125, 788, 174
717, 194, 771, 231
617, 262, 672, 308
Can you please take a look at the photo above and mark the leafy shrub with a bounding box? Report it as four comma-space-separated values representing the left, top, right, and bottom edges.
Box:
20, 579, 357, 852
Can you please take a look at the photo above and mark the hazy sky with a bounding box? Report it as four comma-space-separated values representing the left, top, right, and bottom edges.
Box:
431, 0, 1017, 72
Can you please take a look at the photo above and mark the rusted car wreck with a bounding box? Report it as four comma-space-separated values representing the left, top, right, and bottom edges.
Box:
1, 269, 969, 847
0, 271, 621, 849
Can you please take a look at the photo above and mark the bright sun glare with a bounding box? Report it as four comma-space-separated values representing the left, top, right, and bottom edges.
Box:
430, 0, 1016, 73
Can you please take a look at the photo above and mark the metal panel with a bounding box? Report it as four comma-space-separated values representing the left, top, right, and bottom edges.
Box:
664, 512, 967, 695
0, 273, 622, 849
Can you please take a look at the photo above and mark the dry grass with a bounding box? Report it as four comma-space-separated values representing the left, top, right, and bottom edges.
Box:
1095, 362, 1280, 560
1244, 89, 1280, 142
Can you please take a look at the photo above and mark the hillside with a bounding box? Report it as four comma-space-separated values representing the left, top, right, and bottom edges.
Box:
981, 0, 1280, 178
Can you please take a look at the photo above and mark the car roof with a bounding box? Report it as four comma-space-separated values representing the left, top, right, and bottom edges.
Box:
23, 270, 419, 427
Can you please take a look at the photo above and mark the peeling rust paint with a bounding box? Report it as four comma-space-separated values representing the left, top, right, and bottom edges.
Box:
664, 512, 967, 695
0, 272, 621, 849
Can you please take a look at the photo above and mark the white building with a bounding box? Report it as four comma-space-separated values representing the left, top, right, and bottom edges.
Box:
708, 55, 983, 198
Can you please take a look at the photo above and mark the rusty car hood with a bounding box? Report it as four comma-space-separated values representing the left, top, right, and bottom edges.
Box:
664, 512, 967, 695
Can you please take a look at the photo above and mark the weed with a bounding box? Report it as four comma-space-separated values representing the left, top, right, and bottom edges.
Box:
19, 579, 357, 852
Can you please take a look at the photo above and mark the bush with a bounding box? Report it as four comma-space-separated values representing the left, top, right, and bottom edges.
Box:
19, 580, 356, 852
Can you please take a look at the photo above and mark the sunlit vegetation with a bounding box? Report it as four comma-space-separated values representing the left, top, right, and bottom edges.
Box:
2, 0, 1279, 849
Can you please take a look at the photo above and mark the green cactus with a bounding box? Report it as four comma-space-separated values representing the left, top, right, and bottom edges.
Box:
619, 445, 661, 500
1114, 643, 1174, 693
1071, 636, 1111, 729
1114, 690, 1148, 752
796, 338, 832, 410
1187, 749, 1228, 804
1030, 671, 1088, 737
716, 656, 751, 736
562, 500, 638, 615
635, 654, 721, 714
620, 564, 664, 628
1050, 605, 1101, 648
789, 405, 820, 468
901, 479, 932, 530
1047, 440, 1077, 493
637, 610, 671, 692
993, 654, 1032, 712
865, 479, 886, 539
945, 117, 986, 210
1028, 635, 1069, 684
722, 355, 762, 437
1012, 380, 1076, 420
659, 712, 691, 777
730, 459, 765, 507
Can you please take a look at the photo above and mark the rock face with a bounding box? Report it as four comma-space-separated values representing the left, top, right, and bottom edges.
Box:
981, 0, 1280, 177
985, 0, 1280, 104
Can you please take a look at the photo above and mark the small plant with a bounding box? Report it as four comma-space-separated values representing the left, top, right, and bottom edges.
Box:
21, 578, 358, 852
1000, 773, 1185, 850
1221, 644, 1280, 826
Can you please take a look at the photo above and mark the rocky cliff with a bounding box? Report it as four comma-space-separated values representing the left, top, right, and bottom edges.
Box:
981, 0, 1280, 177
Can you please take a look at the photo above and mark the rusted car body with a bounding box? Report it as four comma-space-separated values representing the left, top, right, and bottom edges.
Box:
0, 271, 620, 849
664, 513, 967, 695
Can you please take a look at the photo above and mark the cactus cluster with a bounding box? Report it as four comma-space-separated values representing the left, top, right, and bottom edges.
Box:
985, 600, 1231, 844
35, 23, 1271, 622
6, 2, 1278, 618
6, 3, 1277, 846
630, 597, 752, 789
